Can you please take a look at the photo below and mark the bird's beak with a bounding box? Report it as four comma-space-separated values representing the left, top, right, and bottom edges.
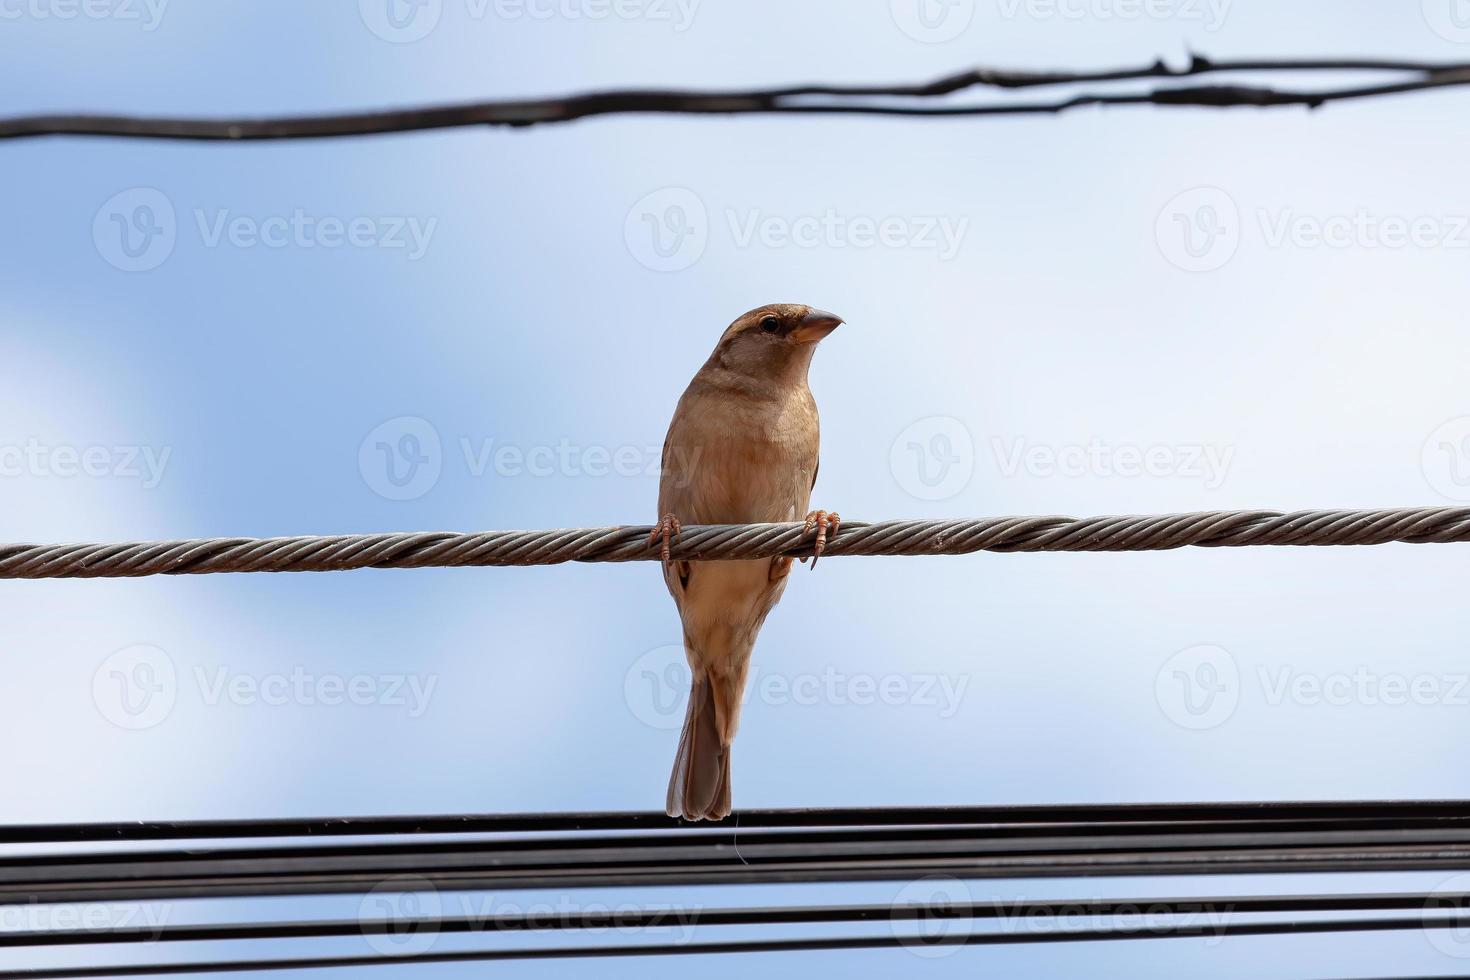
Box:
791, 309, 843, 344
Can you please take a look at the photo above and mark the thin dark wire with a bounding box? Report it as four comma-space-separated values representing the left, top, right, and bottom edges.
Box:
12, 805, 1470, 904
4, 915, 1469, 978
7, 805, 1470, 971
1, 506, 1468, 579
4, 56, 1470, 141
9, 799, 1470, 843
5, 892, 1466, 949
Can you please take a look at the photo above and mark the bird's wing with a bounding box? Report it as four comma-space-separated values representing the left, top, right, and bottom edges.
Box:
658, 393, 701, 599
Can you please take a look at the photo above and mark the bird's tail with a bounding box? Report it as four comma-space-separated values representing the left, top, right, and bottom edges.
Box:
666, 672, 732, 821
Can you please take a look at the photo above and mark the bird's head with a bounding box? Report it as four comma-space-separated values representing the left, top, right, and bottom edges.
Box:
707, 303, 842, 384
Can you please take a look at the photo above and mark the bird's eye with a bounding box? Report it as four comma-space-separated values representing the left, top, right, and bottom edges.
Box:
760, 316, 780, 333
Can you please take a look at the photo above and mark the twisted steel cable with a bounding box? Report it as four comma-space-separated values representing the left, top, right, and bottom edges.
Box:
1, 506, 1468, 580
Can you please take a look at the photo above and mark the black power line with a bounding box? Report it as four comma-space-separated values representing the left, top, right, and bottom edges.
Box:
4, 915, 1470, 979
6, 803, 1470, 974
4, 55, 1470, 141
10, 799, 1470, 844
9, 802, 1470, 904
3, 892, 1467, 949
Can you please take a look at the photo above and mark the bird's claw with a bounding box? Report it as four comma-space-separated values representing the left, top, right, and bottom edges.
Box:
801, 510, 840, 568
649, 513, 682, 567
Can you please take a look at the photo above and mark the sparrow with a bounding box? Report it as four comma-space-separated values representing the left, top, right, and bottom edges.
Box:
650, 303, 842, 821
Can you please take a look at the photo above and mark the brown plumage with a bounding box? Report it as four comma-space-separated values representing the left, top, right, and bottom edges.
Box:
651, 303, 842, 820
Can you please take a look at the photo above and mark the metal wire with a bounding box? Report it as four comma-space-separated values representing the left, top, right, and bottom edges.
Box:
14, 847, 1470, 905
6, 892, 1462, 949
2, 505, 1468, 579
13, 799, 1470, 844
10, 801, 1470, 905
8, 804, 1470, 973
6, 55, 1470, 141
5, 915, 1470, 978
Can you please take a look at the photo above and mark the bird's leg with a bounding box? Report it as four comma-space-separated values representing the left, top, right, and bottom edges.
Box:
648, 513, 683, 567
800, 510, 841, 568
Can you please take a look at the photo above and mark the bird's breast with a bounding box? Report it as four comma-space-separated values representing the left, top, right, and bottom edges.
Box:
661, 389, 817, 526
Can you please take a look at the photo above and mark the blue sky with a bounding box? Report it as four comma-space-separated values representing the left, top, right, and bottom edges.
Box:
5, 0, 1470, 975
